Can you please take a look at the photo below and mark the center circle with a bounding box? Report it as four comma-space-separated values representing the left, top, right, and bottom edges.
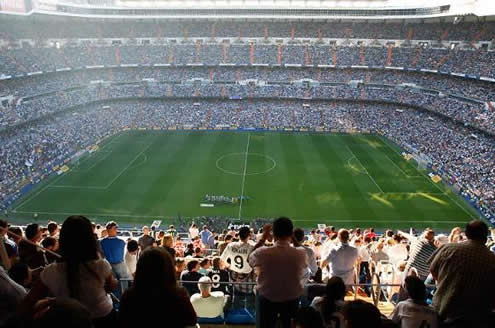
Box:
216, 153, 277, 176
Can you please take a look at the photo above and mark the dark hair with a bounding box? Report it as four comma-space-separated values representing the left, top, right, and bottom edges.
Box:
186, 243, 194, 249
225, 234, 234, 241
212, 257, 221, 270
8, 226, 23, 240
127, 239, 139, 252
187, 260, 199, 272
0, 219, 7, 229
200, 258, 209, 267
465, 220, 488, 242
41, 236, 57, 249
25, 223, 40, 240
342, 300, 381, 328
404, 276, 427, 304
293, 307, 324, 328
239, 226, 251, 240
194, 247, 201, 253
8, 262, 30, 287
59, 216, 100, 299
272, 217, 293, 239
322, 276, 346, 320
294, 228, 305, 242
47, 222, 58, 234
133, 248, 177, 295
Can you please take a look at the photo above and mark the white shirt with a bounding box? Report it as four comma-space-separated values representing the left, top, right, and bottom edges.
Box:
125, 251, 137, 276
190, 291, 227, 318
324, 242, 358, 285
357, 245, 371, 262
0, 266, 27, 325
189, 227, 199, 239
299, 245, 318, 282
40, 259, 113, 319
221, 241, 254, 274
389, 299, 438, 328
386, 244, 408, 265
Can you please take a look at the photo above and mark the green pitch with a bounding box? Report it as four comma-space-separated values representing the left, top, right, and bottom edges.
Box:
6, 131, 478, 229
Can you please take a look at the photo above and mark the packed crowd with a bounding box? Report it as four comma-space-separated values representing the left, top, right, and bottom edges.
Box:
1, 99, 494, 218
0, 44, 494, 79
1, 20, 494, 41
1, 78, 493, 132
2, 215, 495, 328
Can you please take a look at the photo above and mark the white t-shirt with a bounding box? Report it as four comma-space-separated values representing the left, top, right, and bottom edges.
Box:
389, 299, 438, 328
189, 227, 199, 239
125, 251, 137, 276
40, 259, 113, 319
190, 291, 226, 318
220, 241, 254, 274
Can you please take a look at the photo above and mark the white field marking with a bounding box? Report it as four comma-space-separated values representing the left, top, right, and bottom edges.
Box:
12, 210, 175, 219
346, 155, 367, 175
216, 152, 277, 176
72, 150, 115, 173
102, 139, 155, 189
127, 153, 148, 171
12, 173, 66, 212
238, 133, 251, 220
49, 185, 106, 190
382, 152, 422, 178
379, 137, 474, 217
346, 145, 384, 193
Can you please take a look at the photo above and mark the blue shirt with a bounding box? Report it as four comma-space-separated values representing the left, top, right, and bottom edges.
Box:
100, 237, 125, 264
200, 230, 212, 246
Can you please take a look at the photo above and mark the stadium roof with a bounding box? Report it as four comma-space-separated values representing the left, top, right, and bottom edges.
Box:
1, 0, 495, 18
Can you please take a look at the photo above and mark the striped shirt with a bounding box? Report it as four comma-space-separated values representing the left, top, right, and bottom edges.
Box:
405, 239, 436, 280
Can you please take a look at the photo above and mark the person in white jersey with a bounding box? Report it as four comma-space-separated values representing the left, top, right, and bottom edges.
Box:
221, 226, 253, 275
389, 275, 438, 328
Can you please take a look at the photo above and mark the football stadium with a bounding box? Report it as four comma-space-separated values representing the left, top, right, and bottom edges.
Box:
1, 0, 495, 327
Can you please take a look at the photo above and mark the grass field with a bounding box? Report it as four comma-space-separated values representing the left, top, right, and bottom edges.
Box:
6, 130, 479, 230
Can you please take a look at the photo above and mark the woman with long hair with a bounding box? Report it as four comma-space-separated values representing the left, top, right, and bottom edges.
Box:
311, 276, 346, 328
119, 247, 197, 328
20, 215, 118, 327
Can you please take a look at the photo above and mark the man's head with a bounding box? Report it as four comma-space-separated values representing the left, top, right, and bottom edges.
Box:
239, 226, 251, 241
404, 275, 426, 302
41, 236, 59, 251
25, 223, 41, 242
424, 228, 435, 243
272, 217, 293, 241
465, 220, 489, 243
294, 228, 305, 243
203, 225, 208, 231
127, 239, 139, 254
105, 221, 118, 237
142, 226, 150, 235
187, 260, 200, 272
0, 219, 8, 236
338, 229, 350, 244
342, 300, 381, 328
198, 276, 212, 296
293, 307, 324, 328
47, 222, 59, 236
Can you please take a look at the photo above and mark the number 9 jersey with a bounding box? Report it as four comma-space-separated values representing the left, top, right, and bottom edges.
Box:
220, 241, 254, 274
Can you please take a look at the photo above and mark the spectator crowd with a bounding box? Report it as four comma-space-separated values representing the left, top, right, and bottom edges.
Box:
2, 215, 495, 328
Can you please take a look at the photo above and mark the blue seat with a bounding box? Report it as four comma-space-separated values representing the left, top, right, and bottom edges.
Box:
225, 308, 255, 325
197, 316, 225, 324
